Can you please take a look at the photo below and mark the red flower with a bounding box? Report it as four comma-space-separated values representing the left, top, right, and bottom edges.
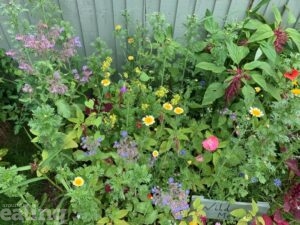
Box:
283, 183, 300, 220
147, 193, 153, 200
274, 28, 288, 53
284, 69, 299, 80
273, 209, 290, 225
285, 159, 300, 176
105, 184, 112, 193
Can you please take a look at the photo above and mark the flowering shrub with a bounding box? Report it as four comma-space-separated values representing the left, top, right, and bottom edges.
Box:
0, 0, 300, 224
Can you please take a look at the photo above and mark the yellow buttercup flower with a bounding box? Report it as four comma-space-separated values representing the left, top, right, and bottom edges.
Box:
254, 87, 261, 93
249, 107, 264, 117
152, 150, 159, 158
72, 177, 84, 187
291, 89, 300, 95
128, 55, 134, 61
142, 115, 155, 126
101, 79, 111, 87
115, 24, 122, 31
128, 37, 134, 44
163, 102, 173, 111
174, 107, 184, 115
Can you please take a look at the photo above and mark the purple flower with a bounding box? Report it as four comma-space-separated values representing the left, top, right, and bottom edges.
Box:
283, 183, 300, 220
274, 178, 282, 187
22, 84, 33, 93
19, 62, 33, 74
5, 50, 16, 57
120, 85, 127, 94
179, 149, 186, 155
120, 130, 128, 138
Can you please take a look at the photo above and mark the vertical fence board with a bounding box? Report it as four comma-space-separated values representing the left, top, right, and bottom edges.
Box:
95, 0, 116, 63
144, 0, 161, 27
159, 0, 178, 31
213, 0, 231, 26
173, 0, 196, 38
282, 0, 300, 28
194, 0, 215, 19
58, 0, 85, 56
226, 0, 250, 24
126, 0, 145, 34
251, 0, 269, 14
76, 0, 98, 56
263, 0, 288, 23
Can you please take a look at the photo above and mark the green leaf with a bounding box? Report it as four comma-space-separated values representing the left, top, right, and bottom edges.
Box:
248, 24, 273, 43
226, 41, 249, 65
242, 85, 255, 108
113, 219, 129, 225
0, 148, 8, 158
250, 199, 259, 216
115, 210, 128, 219
287, 8, 296, 24
244, 61, 273, 76
272, 6, 282, 27
251, 73, 268, 90
286, 28, 300, 52
97, 217, 110, 225
159, 140, 172, 153
204, 10, 219, 33
62, 133, 78, 149
0, 177, 46, 194
202, 82, 225, 105
266, 83, 281, 101
196, 62, 226, 74
144, 210, 158, 224
230, 208, 247, 218
244, 19, 264, 30
260, 41, 276, 63
140, 72, 150, 82
85, 99, 94, 109
55, 99, 72, 118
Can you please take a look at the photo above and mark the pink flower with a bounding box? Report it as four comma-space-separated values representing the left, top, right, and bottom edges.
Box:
202, 136, 219, 152
195, 155, 204, 162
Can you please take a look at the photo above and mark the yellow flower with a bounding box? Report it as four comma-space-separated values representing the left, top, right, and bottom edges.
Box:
141, 103, 149, 111
254, 87, 261, 93
115, 24, 122, 31
142, 115, 155, 126
292, 80, 298, 86
187, 160, 192, 165
291, 88, 300, 95
189, 221, 198, 225
128, 37, 134, 44
123, 72, 128, 79
249, 107, 264, 117
171, 94, 181, 105
174, 107, 184, 115
72, 177, 84, 187
128, 55, 134, 61
152, 150, 159, 158
104, 72, 111, 78
101, 79, 111, 87
110, 114, 117, 127
163, 102, 173, 111
135, 67, 141, 74
101, 57, 112, 71
155, 86, 169, 98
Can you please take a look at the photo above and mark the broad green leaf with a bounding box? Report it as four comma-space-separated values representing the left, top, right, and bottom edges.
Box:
55, 99, 72, 118
202, 82, 225, 105
85, 99, 94, 109
244, 19, 264, 30
272, 6, 282, 27
115, 210, 128, 219
113, 219, 129, 225
266, 83, 281, 101
242, 85, 255, 108
260, 42, 276, 63
97, 217, 110, 225
248, 24, 273, 43
75, 105, 85, 123
192, 197, 202, 209
212, 151, 220, 167
287, 8, 296, 24
140, 72, 150, 82
226, 41, 249, 65
159, 140, 172, 153
0, 148, 8, 158
179, 222, 187, 225
230, 208, 247, 218
254, 48, 263, 61
237, 221, 248, 225
251, 73, 268, 90
286, 28, 300, 52
144, 210, 158, 225
249, 0, 270, 14
250, 199, 259, 216
204, 10, 219, 33
244, 61, 273, 76
62, 133, 78, 149
196, 62, 226, 74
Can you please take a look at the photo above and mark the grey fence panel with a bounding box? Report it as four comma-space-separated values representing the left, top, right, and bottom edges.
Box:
1, 0, 300, 64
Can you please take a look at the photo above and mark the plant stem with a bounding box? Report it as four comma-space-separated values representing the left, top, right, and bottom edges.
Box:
44, 174, 64, 192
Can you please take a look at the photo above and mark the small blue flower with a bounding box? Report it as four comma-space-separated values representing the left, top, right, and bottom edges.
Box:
251, 177, 258, 183
273, 178, 282, 187
168, 177, 174, 183
120, 130, 128, 138
179, 149, 186, 155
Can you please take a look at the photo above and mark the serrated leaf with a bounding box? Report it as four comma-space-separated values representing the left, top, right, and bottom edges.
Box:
202, 82, 225, 105
250, 199, 259, 216
159, 140, 172, 153
140, 72, 150, 82
260, 42, 276, 63
62, 133, 78, 149
55, 99, 72, 118
144, 210, 158, 224
204, 10, 219, 33
230, 208, 247, 218
115, 210, 128, 219
244, 61, 273, 76
242, 85, 255, 108
248, 24, 273, 43
226, 41, 249, 65
196, 62, 226, 73
286, 28, 300, 52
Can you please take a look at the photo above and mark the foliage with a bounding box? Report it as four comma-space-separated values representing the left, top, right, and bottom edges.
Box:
0, 0, 300, 224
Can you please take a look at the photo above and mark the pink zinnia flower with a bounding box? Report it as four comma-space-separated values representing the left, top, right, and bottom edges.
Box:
202, 136, 219, 152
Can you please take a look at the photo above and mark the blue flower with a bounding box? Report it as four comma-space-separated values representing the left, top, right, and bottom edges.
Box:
120, 130, 128, 138
273, 178, 282, 187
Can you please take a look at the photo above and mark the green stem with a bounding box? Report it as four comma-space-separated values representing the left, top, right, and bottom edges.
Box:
161, 57, 166, 86
44, 174, 64, 192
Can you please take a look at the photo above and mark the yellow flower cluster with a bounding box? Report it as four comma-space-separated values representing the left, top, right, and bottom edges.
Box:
128, 37, 134, 44
141, 103, 149, 111
110, 114, 117, 127
101, 79, 111, 87
155, 86, 169, 98
291, 88, 300, 95
171, 94, 181, 105
163, 103, 184, 114
101, 56, 112, 72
